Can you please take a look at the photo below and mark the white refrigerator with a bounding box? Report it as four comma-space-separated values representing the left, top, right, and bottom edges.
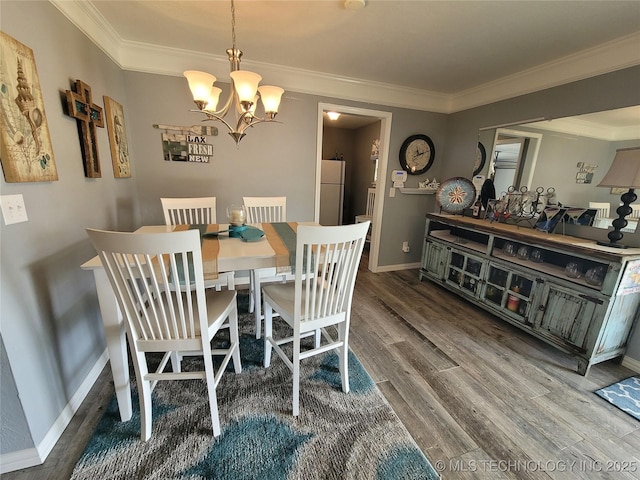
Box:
320, 159, 345, 226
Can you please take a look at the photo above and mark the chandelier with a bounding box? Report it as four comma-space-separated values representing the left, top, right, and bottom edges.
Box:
183, 0, 284, 145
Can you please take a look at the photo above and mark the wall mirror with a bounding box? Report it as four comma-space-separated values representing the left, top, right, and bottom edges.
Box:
475, 105, 640, 232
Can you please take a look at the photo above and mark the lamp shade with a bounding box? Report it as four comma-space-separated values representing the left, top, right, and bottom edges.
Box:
598, 147, 640, 188
258, 86, 284, 114
183, 71, 216, 103
204, 87, 222, 112
230, 70, 262, 104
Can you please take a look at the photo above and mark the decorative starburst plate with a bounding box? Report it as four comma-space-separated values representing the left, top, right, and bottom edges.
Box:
436, 177, 476, 214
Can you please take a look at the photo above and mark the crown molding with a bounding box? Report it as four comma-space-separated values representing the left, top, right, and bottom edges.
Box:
51, 1, 640, 115
527, 117, 640, 142
449, 32, 640, 112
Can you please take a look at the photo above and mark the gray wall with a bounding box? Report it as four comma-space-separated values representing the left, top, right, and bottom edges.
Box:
1, 0, 639, 462
0, 0, 140, 454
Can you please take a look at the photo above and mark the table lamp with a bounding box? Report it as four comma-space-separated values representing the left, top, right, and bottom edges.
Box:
597, 146, 640, 248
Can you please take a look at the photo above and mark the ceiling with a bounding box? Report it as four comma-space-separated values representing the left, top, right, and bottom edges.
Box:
52, 0, 640, 113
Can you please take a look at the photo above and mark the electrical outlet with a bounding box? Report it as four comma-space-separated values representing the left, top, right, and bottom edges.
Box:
389, 187, 396, 198
0, 194, 29, 225
402, 241, 410, 253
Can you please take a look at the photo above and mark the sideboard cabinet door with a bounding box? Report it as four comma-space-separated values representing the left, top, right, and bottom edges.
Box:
534, 282, 607, 351
422, 240, 447, 280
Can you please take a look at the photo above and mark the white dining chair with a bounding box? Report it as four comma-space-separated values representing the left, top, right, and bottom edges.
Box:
589, 201, 610, 220
355, 188, 375, 242
86, 228, 242, 440
263, 221, 370, 416
161, 197, 235, 291
627, 203, 640, 219
243, 196, 292, 338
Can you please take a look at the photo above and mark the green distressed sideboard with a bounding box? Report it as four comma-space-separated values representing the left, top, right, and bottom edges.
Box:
420, 213, 640, 375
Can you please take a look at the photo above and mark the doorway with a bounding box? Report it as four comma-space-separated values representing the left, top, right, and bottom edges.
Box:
488, 128, 543, 196
315, 103, 392, 273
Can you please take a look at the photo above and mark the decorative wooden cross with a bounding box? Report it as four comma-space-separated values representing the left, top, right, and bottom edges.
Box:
65, 79, 104, 178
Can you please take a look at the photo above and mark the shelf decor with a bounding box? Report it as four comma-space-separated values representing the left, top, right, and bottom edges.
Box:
436, 177, 475, 214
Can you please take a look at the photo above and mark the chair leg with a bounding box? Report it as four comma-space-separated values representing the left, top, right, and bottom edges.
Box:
228, 302, 242, 374
134, 350, 153, 442
339, 323, 349, 394
292, 335, 301, 416
202, 351, 221, 437
263, 300, 273, 368
254, 272, 263, 339
170, 352, 181, 373
248, 271, 255, 314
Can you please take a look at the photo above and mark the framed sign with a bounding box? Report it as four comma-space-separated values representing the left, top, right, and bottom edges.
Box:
0, 32, 58, 182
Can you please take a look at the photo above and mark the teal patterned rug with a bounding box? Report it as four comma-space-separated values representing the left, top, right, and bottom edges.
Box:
71, 293, 438, 480
595, 376, 640, 422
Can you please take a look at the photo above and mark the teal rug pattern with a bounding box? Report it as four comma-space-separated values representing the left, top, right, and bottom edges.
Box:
595, 376, 640, 422
71, 293, 439, 480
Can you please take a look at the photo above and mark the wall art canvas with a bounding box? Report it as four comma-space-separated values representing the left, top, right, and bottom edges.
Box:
0, 32, 58, 182
104, 96, 131, 178
65, 79, 104, 178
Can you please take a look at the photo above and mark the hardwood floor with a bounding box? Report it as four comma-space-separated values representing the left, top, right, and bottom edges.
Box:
5, 264, 639, 479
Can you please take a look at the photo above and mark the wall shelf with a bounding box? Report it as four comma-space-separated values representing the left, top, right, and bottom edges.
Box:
399, 188, 437, 195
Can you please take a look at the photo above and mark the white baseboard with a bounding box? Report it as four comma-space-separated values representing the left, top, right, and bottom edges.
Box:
622, 355, 640, 373
0, 349, 108, 474
373, 262, 421, 273
0, 448, 41, 474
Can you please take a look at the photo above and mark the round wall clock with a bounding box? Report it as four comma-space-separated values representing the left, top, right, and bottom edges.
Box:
399, 134, 435, 175
473, 142, 486, 176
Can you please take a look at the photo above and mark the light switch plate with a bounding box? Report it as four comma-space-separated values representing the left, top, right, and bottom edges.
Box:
0, 194, 29, 225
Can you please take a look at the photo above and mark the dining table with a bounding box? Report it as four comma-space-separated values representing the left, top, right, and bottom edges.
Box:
81, 222, 308, 421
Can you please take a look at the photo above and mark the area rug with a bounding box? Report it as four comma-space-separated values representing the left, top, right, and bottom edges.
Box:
595, 376, 640, 421
71, 293, 439, 480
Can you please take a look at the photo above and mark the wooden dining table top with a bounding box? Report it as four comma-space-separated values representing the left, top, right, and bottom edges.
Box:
81, 222, 315, 273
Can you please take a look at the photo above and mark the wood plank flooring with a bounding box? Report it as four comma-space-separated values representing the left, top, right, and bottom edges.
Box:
5, 261, 639, 479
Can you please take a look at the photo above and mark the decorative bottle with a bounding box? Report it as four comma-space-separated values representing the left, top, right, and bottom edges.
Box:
507, 284, 520, 312
472, 198, 483, 218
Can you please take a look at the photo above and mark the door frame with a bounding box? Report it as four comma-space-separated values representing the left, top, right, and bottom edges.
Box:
315, 103, 393, 272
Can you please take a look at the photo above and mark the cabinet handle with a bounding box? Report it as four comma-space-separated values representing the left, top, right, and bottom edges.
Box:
538, 303, 546, 312
578, 294, 604, 305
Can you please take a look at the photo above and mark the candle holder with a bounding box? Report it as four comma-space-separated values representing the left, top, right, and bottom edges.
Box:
227, 204, 247, 237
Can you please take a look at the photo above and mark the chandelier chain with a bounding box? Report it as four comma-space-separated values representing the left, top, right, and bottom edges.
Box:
231, 0, 236, 50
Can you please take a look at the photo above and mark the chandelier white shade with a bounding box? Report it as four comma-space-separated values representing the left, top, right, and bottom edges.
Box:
183, 1, 284, 145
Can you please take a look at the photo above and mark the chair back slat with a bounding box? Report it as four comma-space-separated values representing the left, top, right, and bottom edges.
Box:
296, 223, 369, 325
589, 202, 610, 220
161, 197, 217, 225
243, 196, 287, 223
87, 229, 206, 347
365, 188, 376, 216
